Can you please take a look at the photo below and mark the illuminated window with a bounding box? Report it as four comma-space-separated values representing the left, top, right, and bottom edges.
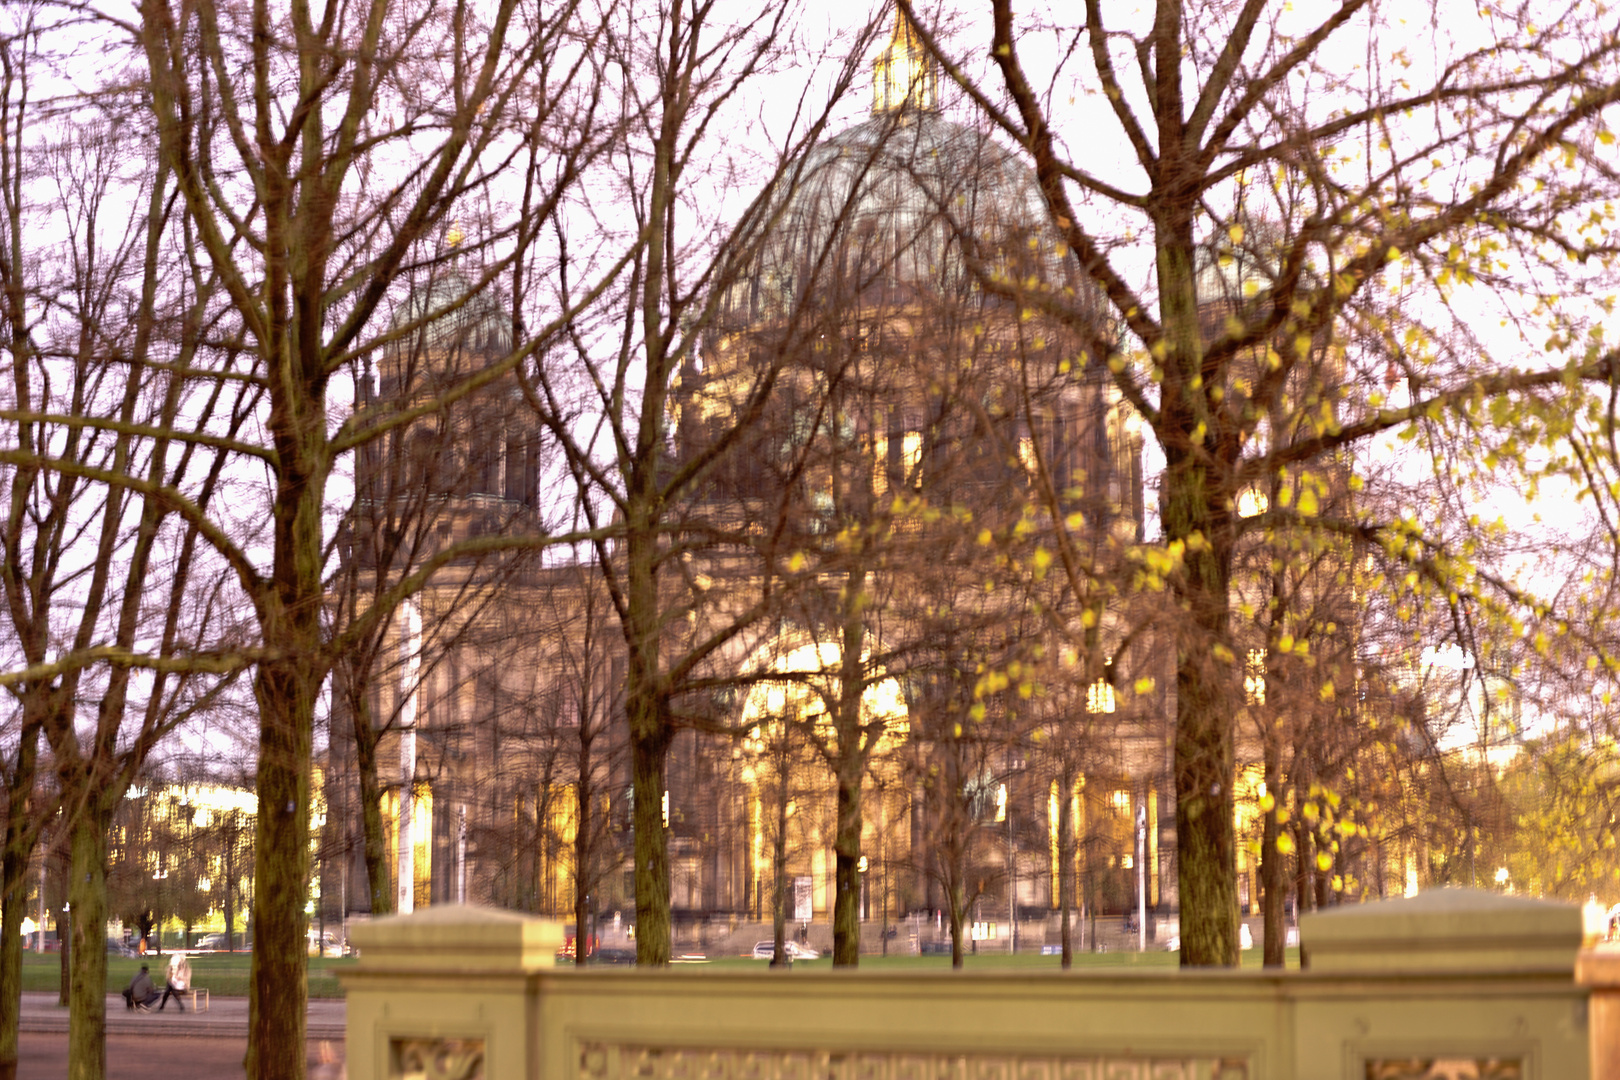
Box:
1237, 488, 1269, 518
1086, 679, 1116, 714
1111, 790, 1131, 814
1018, 436, 1038, 475
901, 431, 922, 487
1244, 649, 1267, 706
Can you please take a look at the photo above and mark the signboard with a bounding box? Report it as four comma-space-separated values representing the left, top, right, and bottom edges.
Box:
793, 876, 813, 922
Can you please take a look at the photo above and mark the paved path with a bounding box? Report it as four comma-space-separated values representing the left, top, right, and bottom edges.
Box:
17, 992, 347, 1079
18, 991, 345, 1039
19, 1033, 345, 1079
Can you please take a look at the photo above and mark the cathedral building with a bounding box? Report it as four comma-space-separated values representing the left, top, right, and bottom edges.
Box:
324, 9, 1175, 950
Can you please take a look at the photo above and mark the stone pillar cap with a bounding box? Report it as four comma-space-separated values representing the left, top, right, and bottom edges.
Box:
348, 903, 563, 972
1299, 887, 1583, 974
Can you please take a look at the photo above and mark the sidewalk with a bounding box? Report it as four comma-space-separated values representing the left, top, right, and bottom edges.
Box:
18, 991, 346, 1040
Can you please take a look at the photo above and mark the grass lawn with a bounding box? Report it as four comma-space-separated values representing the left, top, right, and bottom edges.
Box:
26, 953, 357, 999
608, 947, 1299, 971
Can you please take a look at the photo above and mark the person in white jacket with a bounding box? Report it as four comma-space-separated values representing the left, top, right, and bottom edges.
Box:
159, 952, 192, 1011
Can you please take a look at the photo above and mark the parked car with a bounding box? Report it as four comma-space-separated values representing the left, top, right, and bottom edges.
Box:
1163, 924, 1254, 952
750, 940, 818, 960
106, 939, 137, 958
195, 933, 231, 951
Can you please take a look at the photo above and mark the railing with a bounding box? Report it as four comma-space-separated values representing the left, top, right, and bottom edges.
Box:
343, 890, 1602, 1080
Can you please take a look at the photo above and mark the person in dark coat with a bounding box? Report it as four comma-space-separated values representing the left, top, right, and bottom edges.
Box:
122, 965, 159, 1011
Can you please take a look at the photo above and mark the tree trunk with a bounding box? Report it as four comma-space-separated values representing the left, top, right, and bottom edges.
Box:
65, 813, 109, 1080
1160, 330, 1239, 967
1294, 816, 1314, 915
351, 696, 391, 916
224, 825, 238, 953
771, 770, 789, 966
832, 567, 868, 968
573, 732, 594, 968
1058, 768, 1075, 970
1150, 10, 1240, 950
0, 919, 25, 1080
0, 721, 41, 1080
629, 713, 670, 966
1259, 738, 1286, 968
947, 884, 965, 970
247, 652, 318, 1080
623, 468, 673, 964
1315, 837, 1331, 910
1172, 601, 1238, 969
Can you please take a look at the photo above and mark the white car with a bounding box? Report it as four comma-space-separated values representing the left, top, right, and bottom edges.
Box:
751, 940, 819, 960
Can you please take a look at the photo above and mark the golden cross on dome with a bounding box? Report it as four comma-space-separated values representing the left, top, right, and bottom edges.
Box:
872, 5, 937, 115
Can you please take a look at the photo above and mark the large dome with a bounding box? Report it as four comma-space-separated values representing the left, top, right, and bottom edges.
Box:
721, 103, 1066, 324
390, 269, 513, 357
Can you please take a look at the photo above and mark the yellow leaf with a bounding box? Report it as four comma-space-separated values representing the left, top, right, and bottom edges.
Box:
1134, 677, 1156, 696
1276, 833, 1296, 855
1228, 224, 1245, 244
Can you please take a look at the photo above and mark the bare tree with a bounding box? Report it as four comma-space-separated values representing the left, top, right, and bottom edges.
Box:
0, 14, 258, 1072
905, 0, 1620, 965
123, 0, 618, 1070
521, 4, 879, 965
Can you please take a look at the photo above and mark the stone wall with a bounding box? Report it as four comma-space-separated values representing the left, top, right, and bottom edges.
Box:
341, 890, 1600, 1080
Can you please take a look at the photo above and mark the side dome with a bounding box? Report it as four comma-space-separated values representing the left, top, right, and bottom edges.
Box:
723, 111, 1068, 324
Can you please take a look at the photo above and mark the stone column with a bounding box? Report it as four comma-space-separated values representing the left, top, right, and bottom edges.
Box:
1580, 946, 1620, 1080
341, 904, 563, 1080
1298, 888, 1590, 1079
